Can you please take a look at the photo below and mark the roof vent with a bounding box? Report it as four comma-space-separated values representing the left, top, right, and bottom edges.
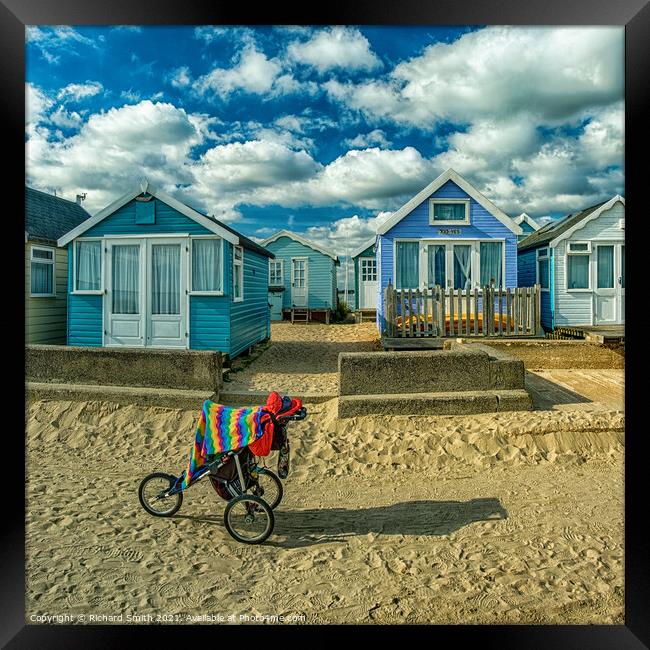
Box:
76, 193, 86, 205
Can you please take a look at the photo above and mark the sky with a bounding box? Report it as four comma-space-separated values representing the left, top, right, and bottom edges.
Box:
25, 25, 624, 276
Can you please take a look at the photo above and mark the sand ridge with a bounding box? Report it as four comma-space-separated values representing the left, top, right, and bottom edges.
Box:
26, 397, 623, 624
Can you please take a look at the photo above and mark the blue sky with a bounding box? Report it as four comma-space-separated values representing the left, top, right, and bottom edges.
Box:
26, 25, 624, 258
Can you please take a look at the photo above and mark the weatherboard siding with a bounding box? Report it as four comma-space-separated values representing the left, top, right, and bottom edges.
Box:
263, 236, 336, 310
377, 180, 518, 324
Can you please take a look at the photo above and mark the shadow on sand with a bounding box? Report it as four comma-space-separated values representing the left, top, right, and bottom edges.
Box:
175, 497, 508, 548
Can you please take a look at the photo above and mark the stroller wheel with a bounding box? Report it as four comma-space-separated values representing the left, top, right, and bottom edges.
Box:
138, 473, 183, 517
224, 495, 274, 544
251, 468, 283, 510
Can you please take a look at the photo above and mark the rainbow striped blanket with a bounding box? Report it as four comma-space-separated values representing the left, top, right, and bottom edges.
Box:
180, 401, 266, 489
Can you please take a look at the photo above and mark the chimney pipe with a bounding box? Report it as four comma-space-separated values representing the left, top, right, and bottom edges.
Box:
76, 192, 87, 205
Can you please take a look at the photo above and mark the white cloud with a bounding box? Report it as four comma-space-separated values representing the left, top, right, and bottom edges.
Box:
325, 26, 623, 128
194, 46, 282, 98
57, 81, 103, 102
27, 26, 99, 65
344, 129, 392, 149
169, 66, 191, 88
287, 26, 382, 73
49, 106, 83, 129
26, 83, 53, 126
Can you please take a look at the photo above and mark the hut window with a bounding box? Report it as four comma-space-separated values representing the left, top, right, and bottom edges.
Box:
567, 242, 590, 290
74, 241, 102, 292
269, 260, 283, 286
480, 242, 503, 288
429, 199, 470, 225
536, 248, 550, 290
191, 238, 223, 293
233, 245, 244, 302
30, 246, 55, 296
395, 241, 419, 289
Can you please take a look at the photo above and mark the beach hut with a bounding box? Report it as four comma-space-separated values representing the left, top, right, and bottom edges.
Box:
261, 230, 339, 323
513, 213, 541, 241
517, 195, 625, 330
375, 168, 522, 330
25, 187, 92, 344
57, 181, 274, 358
351, 237, 378, 312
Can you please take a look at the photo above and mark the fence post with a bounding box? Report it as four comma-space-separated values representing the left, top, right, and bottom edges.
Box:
506, 288, 511, 336
473, 287, 479, 336
535, 283, 543, 336
498, 287, 503, 336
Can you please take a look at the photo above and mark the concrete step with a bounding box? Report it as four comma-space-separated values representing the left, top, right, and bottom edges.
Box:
26, 381, 216, 410
219, 389, 337, 406
338, 389, 533, 418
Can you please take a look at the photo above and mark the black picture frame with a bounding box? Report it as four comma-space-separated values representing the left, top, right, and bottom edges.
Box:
4, 0, 647, 646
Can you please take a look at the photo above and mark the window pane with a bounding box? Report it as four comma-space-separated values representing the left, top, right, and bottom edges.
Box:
152, 244, 180, 315
621, 245, 625, 288
453, 245, 472, 289
538, 258, 549, 289
234, 246, 242, 261
396, 242, 419, 289
570, 243, 589, 252
31, 262, 53, 294
192, 239, 222, 292
427, 245, 446, 288
597, 246, 614, 289
567, 255, 589, 289
480, 242, 502, 287
112, 245, 140, 314
433, 203, 466, 221
75, 241, 101, 291
32, 248, 53, 260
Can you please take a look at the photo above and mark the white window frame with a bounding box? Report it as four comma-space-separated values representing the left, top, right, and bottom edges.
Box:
393, 238, 506, 291
269, 259, 284, 287
30, 245, 56, 298
72, 238, 104, 295
233, 245, 244, 302
188, 235, 224, 296
536, 247, 550, 292
429, 199, 471, 226
566, 241, 592, 292
360, 258, 377, 282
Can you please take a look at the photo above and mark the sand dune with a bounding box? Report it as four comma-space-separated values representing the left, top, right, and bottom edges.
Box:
26, 397, 623, 624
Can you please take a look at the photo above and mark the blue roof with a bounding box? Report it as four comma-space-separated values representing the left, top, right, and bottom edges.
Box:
26, 187, 92, 244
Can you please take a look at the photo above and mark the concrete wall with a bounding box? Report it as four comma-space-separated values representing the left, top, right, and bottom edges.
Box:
26, 344, 223, 392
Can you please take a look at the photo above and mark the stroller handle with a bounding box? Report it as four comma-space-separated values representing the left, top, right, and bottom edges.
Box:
277, 407, 307, 421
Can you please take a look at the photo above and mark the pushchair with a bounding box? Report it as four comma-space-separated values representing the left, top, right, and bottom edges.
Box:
138, 392, 306, 544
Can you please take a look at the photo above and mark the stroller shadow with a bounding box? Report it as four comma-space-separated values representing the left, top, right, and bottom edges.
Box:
175, 497, 508, 548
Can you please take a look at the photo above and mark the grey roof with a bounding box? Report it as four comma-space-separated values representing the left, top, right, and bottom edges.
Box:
26, 187, 92, 244
517, 201, 607, 252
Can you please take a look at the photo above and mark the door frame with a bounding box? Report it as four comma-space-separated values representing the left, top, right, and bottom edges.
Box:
104, 235, 189, 348
291, 257, 309, 307
593, 241, 624, 326
359, 257, 378, 308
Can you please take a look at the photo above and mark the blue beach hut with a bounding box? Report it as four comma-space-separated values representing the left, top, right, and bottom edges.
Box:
57, 181, 274, 358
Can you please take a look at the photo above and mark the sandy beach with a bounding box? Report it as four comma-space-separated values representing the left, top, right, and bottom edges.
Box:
26, 395, 624, 625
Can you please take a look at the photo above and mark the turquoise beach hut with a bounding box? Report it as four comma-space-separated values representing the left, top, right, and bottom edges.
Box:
261, 230, 339, 323
57, 181, 274, 358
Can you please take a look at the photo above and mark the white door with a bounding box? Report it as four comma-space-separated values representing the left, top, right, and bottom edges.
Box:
105, 240, 145, 346
595, 243, 624, 325
291, 258, 308, 307
359, 258, 378, 308
146, 239, 187, 348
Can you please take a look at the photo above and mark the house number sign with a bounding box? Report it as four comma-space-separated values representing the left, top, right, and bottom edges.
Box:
438, 228, 462, 235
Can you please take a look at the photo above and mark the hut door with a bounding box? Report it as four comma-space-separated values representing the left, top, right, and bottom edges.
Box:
291, 258, 308, 307
105, 240, 145, 347
595, 243, 624, 325
359, 258, 378, 308
146, 239, 187, 348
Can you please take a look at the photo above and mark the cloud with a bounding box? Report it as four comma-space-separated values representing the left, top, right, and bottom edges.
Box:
57, 81, 104, 102
27, 26, 99, 64
194, 26, 256, 47
344, 129, 392, 149
287, 26, 382, 73
49, 106, 83, 129
325, 26, 623, 128
169, 66, 191, 89
26, 83, 53, 125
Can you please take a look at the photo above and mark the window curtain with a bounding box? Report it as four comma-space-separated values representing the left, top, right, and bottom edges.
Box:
112, 245, 140, 314
31, 262, 52, 294
76, 241, 101, 291
427, 245, 446, 288
396, 241, 419, 289
434, 203, 465, 221
480, 242, 502, 287
453, 245, 472, 289
567, 255, 589, 289
192, 239, 222, 292
152, 245, 180, 315
597, 246, 614, 289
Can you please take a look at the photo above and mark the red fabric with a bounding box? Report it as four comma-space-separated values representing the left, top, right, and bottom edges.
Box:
247, 392, 303, 457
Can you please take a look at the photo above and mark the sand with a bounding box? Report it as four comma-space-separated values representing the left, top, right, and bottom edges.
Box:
225, 322, 381, 395
26, 397, 624, 625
